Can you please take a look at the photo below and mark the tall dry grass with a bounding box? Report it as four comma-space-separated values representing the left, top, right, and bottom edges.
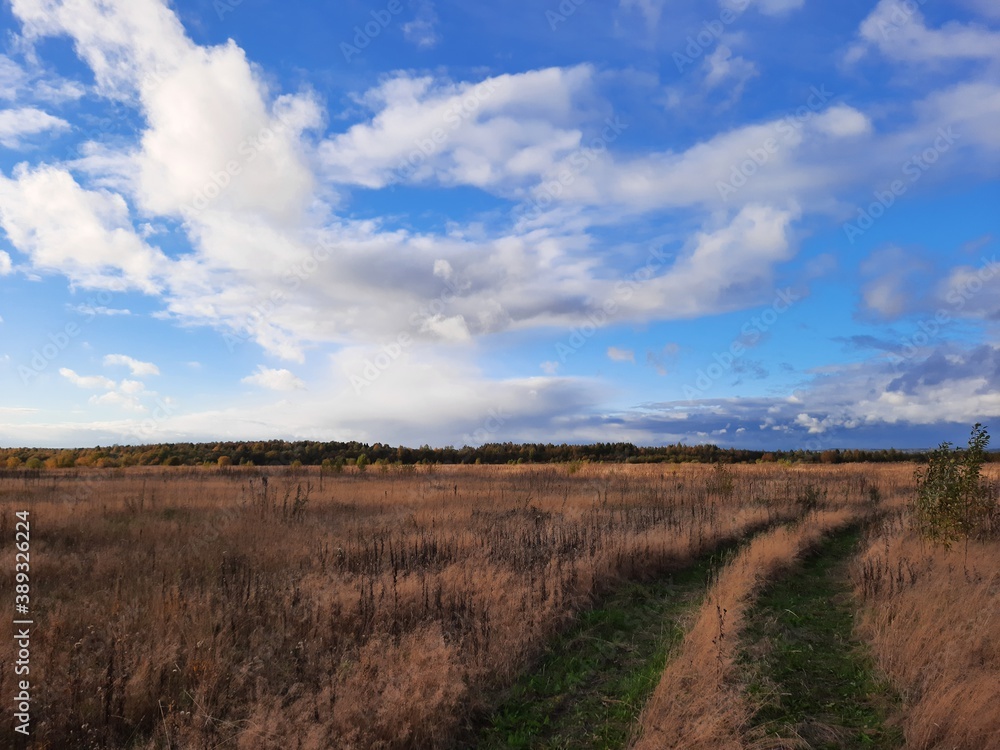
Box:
632, 507, 866, 750
852, 478, 1000, 750
0, 463, 880, 748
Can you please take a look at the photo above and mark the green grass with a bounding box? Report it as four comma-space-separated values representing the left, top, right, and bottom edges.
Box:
740, 529, 904, 749
473, 546, 736, 749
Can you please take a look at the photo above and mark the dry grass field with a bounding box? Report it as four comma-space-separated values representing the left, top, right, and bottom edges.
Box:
1, 462, 997, 749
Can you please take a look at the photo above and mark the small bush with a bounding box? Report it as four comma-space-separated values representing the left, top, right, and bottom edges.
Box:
913, 423, 996, 547
796, 483, 825, 511
707, 462, 735, 499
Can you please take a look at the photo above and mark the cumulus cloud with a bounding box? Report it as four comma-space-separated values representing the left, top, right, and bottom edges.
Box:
320, 65, 591, 190
812, 104, 872, 137
0, 164, 168, 292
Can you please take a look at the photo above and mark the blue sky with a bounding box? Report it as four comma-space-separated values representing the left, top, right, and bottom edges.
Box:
1, 0, 999, 450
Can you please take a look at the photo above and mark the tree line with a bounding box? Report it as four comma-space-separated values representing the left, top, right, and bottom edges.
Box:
0, 440, 953, 470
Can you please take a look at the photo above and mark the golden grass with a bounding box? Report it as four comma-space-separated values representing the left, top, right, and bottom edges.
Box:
852, 488, 1000, 750
0, 461, 947, 749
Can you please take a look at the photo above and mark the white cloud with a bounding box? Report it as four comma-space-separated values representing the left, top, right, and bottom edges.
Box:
91, 388, 146, 411
242, 365, 306, 391
620, 203, 801, 317
0, 53, 85, 103
402, 0, 440, 49
812, 104, 872, 137
103, 354, 160, 376
0, 164, 168, 292
12, 0, 193, 99
60, 367, 115, 390
60, 362, 159, 412
849, 0, 1000, 64
915, 80, 1000, 153
118, 378, 145, 394
522, 103, 872, 217
0, 106, 70, 146
33, 78, 86, 103
0, 56, 27, 99
607, 346, 635, 363
620, 0, 666, 30
67, 303, 132, 316
132, 41, 322, 223
319, 66, 591, 190
703, 45, 758, 96
0, 250, 10, 275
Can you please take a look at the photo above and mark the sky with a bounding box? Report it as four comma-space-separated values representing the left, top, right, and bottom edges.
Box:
0, 0, 999, 450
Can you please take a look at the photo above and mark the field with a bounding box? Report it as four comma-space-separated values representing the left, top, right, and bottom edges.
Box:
1, 463, 997, 749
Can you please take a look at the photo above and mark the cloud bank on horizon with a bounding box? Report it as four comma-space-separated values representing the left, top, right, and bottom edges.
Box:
0, 0, 999, 450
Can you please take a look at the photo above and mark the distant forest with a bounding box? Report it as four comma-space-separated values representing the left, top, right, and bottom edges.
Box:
0, 440, 965, 470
